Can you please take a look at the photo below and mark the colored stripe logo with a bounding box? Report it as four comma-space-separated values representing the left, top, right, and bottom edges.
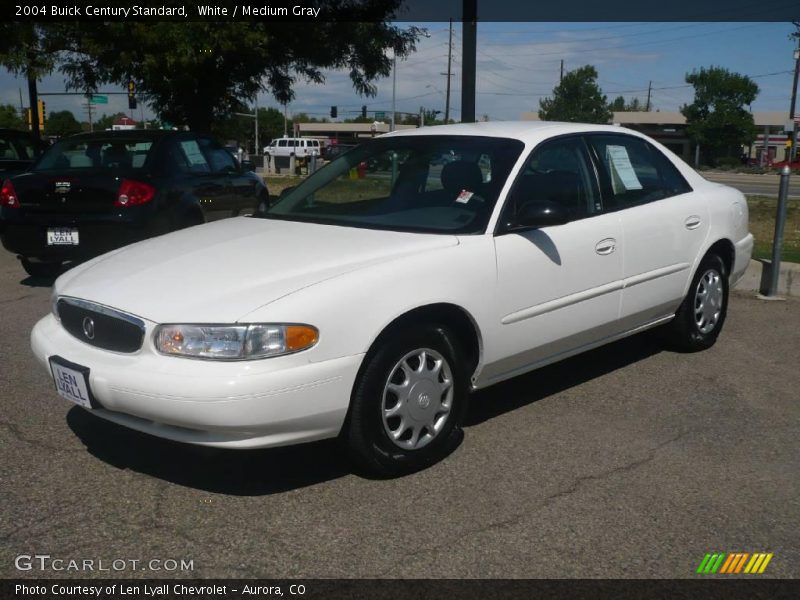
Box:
696, 552, 773, 574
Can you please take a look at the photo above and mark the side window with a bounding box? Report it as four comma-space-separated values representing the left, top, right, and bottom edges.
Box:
504, 136, 598, 223
177, 139, 211, 174
587, 134, 690, 210
278, 140, 287, 148
198, 137, 237, 173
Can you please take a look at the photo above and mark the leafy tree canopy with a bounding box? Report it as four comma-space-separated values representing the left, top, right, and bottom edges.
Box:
609, 96, 646, 112
36, 3, 418, 132
46, 110, 82, 137
681, 66, 759, 163
539, 65, 611, 124
0, 104, 25, 130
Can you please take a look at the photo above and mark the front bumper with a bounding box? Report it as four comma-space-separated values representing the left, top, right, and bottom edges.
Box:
31, 314, 363, 449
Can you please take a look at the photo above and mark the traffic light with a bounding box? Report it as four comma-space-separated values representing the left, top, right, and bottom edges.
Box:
26, 108, 32, 130
127, 80, 137, 110
361, 105, 367, 119
330, 106, 337, 119
37, 100, 45, 131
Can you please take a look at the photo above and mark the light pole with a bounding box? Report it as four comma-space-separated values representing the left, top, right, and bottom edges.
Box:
391, 52, 396, 132
789, 44, 800, 163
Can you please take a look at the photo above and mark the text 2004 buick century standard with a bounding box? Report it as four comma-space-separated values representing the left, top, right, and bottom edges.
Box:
31, 122, 753, 475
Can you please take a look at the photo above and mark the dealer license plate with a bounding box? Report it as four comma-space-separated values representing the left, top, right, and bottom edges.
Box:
49, 358, 92, 409
47, 228, 79, 245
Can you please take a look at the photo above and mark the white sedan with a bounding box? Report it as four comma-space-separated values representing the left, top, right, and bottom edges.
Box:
31, 122, 753, 475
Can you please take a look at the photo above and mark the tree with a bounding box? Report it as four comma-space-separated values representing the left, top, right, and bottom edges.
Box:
681, 66, 759, 164
539, 65, 611, 124
0, 104, 25, 129
609, 96, 645, 112
46, 110, 81, 137
50, 5, 419, 132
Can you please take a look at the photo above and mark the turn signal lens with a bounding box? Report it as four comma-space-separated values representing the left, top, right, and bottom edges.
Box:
0, 179, 19, 207
286, 325, 319, 351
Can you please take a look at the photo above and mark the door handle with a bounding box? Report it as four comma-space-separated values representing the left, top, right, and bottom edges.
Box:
595, 238, 616, 255
685, 215, 702, 230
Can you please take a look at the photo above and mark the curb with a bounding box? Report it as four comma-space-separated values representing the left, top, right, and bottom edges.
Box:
734, 259, 800, 297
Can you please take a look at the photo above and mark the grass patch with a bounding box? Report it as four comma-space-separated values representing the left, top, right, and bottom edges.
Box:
747, 196, 800, 264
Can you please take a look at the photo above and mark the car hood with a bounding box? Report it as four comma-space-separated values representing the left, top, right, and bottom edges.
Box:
57, 217, 459, 323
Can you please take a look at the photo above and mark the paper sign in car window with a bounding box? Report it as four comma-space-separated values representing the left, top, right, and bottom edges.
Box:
180, 140, 209, 168
606, 145, 643, 193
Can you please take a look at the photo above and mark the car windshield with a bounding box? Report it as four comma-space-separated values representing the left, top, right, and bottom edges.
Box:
263, 135, 524, 234
33, 137, 154, 171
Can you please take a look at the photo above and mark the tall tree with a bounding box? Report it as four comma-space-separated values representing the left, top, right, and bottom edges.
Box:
0, 104, 25, 129
681, 66, 759, 164
46, 110, 81, 137
539, 65, 611, 124
50, 4, 419, 132
0, 24, 59, 138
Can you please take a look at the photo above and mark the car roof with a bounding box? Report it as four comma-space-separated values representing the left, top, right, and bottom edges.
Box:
383, 120, 643, 144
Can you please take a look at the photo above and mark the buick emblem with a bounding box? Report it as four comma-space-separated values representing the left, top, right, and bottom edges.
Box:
417, 393, 430, 409
82, 317, 95, 340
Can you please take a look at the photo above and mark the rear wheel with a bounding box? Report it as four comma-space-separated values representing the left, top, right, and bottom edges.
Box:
21, 258, 62, 279
345, 324, 468, 476
664, 253, 728, 352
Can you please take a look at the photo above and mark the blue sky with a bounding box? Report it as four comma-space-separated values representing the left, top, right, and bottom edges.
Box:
1, 22, 797, 123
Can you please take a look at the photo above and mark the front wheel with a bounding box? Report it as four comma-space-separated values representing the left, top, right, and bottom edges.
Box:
664, 253, 729, 352
345, 324, 468, 477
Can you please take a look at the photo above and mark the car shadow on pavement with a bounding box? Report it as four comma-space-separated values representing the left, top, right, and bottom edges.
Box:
465, 331, 664, 427
19, 274, 57, 288
66, 408, 352, 496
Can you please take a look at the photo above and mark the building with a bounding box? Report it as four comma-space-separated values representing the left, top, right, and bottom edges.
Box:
295, 122, 417, 145
112, 116, 137, 131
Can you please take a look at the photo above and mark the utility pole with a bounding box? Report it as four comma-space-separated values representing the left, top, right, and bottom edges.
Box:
27, 70, 40, 138
461, 0, 477, 123
789, 23, 800, 163
560, 60, 564, 83
254, 96, 259, 155
443, 19, 453, 124
646, 80, 652, 112
18, 88, 24, 122
391, 52, 397, 132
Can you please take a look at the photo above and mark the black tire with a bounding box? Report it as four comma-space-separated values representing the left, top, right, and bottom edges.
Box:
345, 324, 468, 477
664, 253, 729, 352
21, 258, 62, 278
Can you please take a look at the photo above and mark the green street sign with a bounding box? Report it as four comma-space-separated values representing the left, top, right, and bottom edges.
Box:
375, 112, 385, 119
89, 95, 108, 104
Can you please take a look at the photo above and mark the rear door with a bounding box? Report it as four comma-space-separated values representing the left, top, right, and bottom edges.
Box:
585, 134, 707, 329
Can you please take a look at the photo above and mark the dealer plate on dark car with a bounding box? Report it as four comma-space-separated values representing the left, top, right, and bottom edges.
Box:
49, 357, 94, 409
47, 227, 79, 245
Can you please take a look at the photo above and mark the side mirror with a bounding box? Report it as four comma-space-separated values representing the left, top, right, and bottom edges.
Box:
508, 200, 569, 231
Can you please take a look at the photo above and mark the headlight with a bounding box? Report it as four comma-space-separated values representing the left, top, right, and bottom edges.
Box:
153, 324, 318, 360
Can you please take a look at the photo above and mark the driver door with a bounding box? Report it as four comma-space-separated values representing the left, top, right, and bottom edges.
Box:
482, 135, 624, 385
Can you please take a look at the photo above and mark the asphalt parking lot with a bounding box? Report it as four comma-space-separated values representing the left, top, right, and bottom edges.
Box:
0, 248, 798, 579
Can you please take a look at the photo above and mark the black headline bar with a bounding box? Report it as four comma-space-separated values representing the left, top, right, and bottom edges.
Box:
4, 579, 800, 600
3, 0, 799, 22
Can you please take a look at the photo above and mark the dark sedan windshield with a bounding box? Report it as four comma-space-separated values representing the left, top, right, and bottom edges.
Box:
33, 137, 154, 171
264, 135, 524, 234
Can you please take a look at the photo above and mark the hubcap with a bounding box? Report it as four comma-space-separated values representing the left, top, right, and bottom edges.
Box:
694, 269, 723, 334
381, 348, 454, 451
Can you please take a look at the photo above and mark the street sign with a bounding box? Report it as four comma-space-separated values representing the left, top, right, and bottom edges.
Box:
375, 111, 385, 119
89, 95, 108, 104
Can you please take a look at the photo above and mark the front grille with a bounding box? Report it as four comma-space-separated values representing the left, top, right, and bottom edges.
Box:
57, 298, 145, 353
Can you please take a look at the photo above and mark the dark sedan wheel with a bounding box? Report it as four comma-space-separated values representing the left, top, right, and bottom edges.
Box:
345, 324, 467, 477
664, 253, 728, 352
21, 258, 62, 279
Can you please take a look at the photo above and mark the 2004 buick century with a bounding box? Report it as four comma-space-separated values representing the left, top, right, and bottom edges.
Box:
31, 122, 753, 475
